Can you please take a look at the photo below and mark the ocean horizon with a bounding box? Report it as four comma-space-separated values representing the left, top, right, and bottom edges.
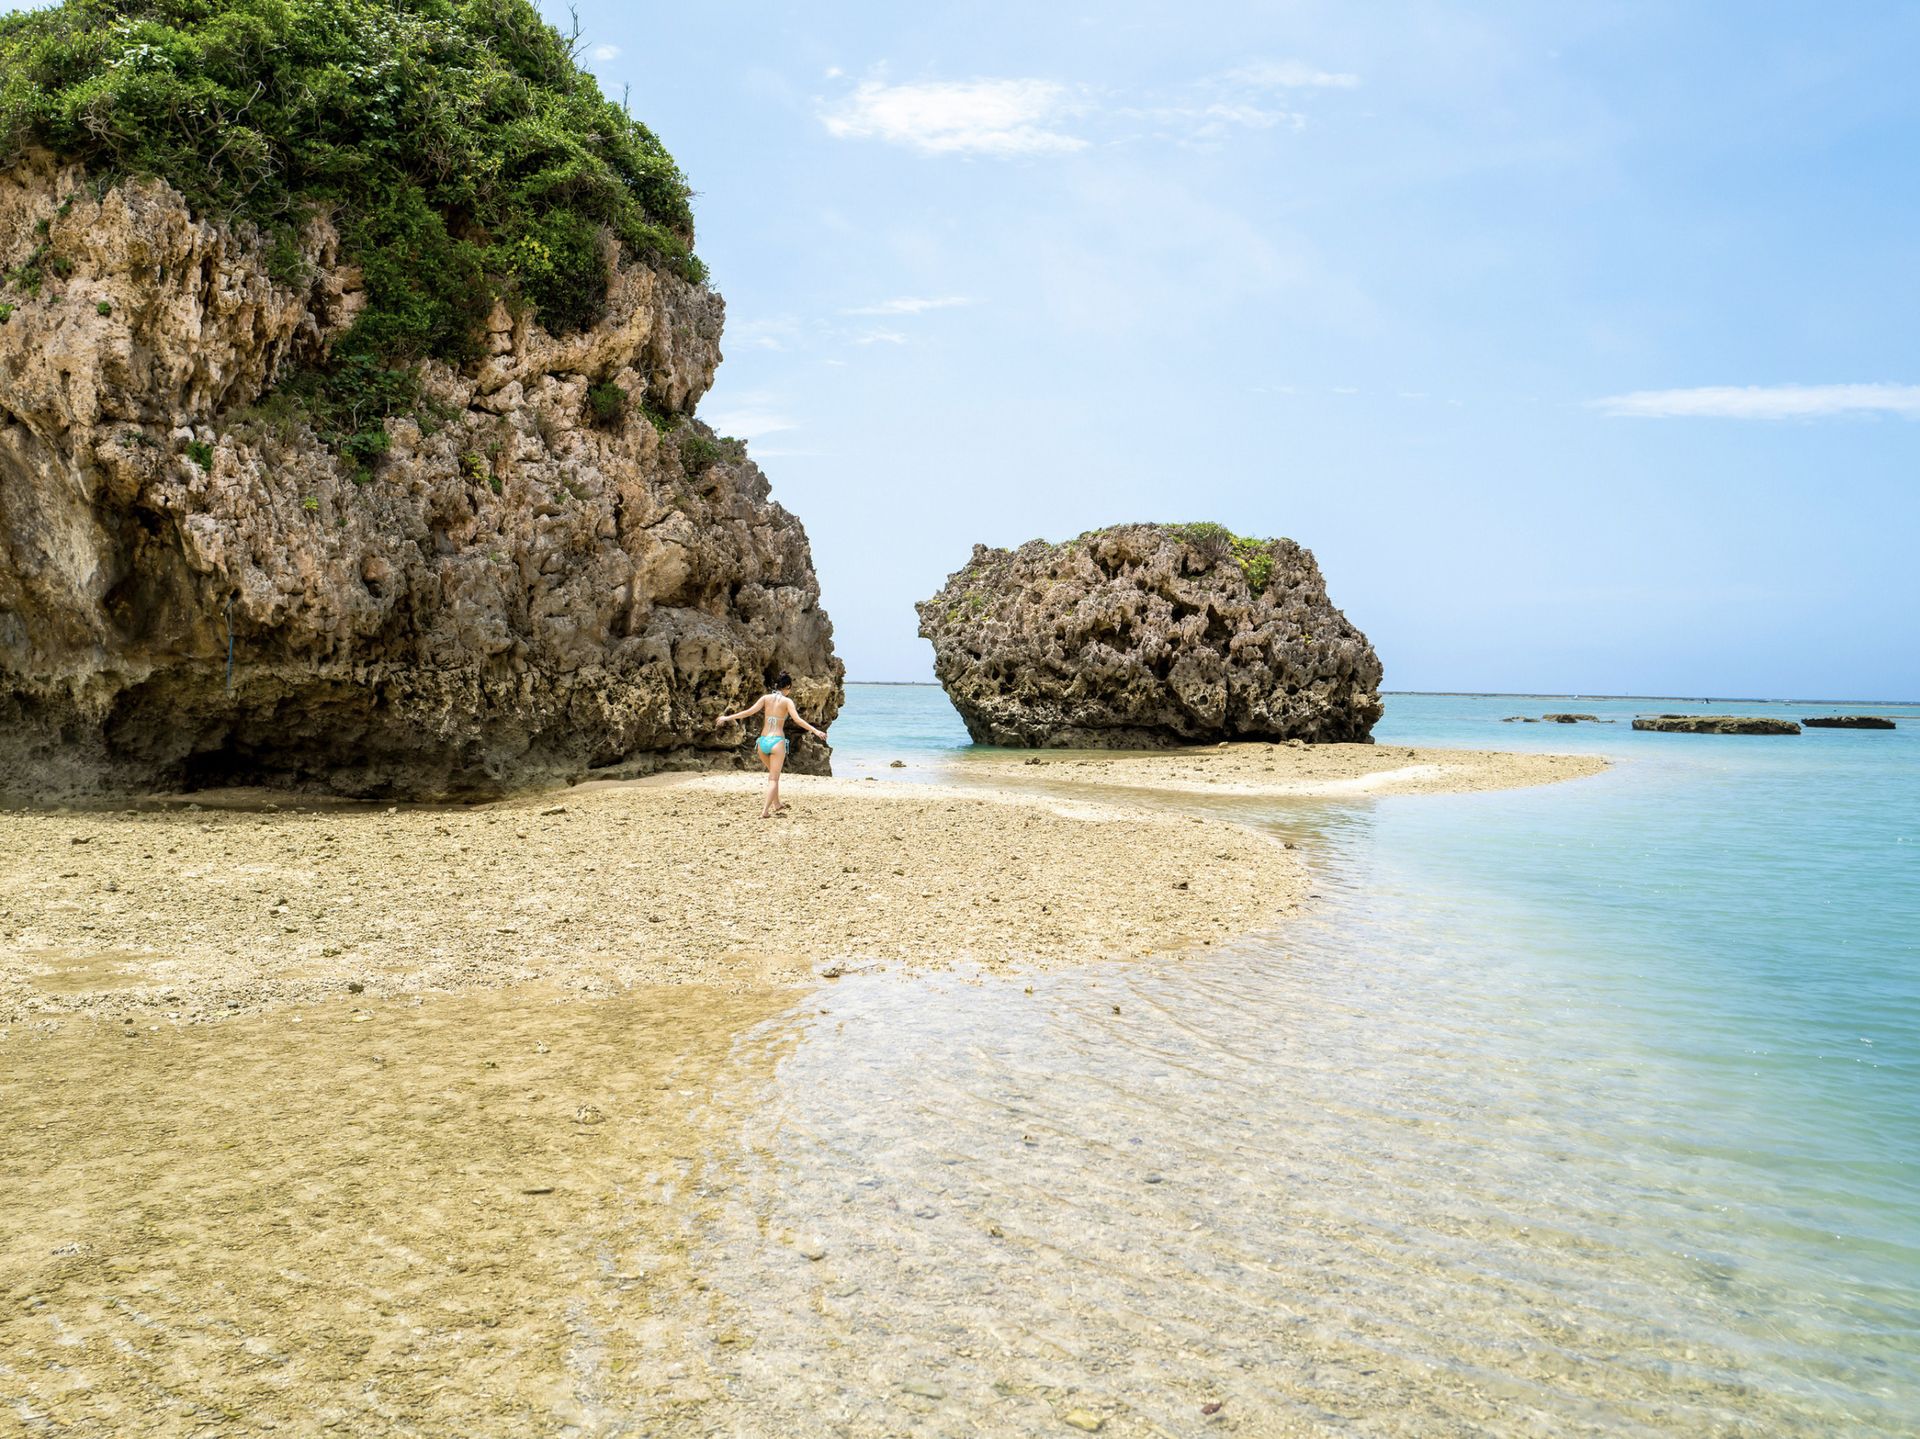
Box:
845, 681, 1920, 705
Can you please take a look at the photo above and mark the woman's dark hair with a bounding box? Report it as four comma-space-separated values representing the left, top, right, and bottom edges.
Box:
774, 671, 792, 689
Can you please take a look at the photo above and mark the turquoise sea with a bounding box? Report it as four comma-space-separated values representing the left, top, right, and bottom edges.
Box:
675, 685, 1920, 1435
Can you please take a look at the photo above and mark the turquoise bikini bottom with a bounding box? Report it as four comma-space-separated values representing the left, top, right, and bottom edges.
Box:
756, 735, 788, 756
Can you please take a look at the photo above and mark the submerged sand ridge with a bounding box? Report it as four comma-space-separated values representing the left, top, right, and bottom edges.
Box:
1, 982, 792, 1434
957, 740, 1609, 798
0, 776, 1304, 1022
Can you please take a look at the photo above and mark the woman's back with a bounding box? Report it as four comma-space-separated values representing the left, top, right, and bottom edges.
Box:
758, 693, 793, 736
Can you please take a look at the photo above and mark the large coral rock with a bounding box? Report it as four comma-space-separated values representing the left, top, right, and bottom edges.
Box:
916, 524, 1382, 747
0, 154, 841, 798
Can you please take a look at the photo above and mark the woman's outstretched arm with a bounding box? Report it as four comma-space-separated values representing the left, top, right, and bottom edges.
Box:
714, 696, 766, 728
787, 701, 828, 740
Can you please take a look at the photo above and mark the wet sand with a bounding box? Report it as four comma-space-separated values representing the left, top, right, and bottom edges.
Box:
0, 775, 1303, 1023
0, 982, 789, 1435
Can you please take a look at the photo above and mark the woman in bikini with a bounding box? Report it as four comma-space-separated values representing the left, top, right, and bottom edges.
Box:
714, 672, 828, 819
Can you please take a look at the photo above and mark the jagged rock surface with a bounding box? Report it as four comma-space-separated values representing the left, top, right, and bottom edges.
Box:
1632, 715, 1800, 736
0, 154, 841, 798
916, 524, 1382, 748
1802, 716, 1895, 730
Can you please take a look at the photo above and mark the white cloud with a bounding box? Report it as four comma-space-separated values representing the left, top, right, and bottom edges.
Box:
821, 78, 1087, 156
700, 406, 796, 442
1592, 384, 1920, 419
842, 296, 977, 316
594, 44, 620, 61
852, 328, 909, 346
1227, 59, 1361, 90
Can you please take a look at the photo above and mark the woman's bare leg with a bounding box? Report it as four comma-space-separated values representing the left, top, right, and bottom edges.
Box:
763, 743, 787, 817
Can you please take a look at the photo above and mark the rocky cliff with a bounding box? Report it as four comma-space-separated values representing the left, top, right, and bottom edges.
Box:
0, 152, 841, 798
917, 524, 1382, 748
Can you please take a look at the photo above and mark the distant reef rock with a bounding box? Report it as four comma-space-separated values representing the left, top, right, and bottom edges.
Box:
1803, 716, 1896, 730
915, 523, 1382, 748
1632, 715, 1800, 736
0, 155, 840, 799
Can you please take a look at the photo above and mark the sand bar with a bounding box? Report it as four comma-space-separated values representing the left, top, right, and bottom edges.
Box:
0, 776, 1305, 1023
950, 740, 1609, 798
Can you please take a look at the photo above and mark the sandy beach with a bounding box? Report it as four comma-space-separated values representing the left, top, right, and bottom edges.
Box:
0, 774, 1301, 1024
0, 742, 1604, 1026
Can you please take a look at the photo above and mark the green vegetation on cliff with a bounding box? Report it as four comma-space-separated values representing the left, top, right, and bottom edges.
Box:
0, 0, 701, 467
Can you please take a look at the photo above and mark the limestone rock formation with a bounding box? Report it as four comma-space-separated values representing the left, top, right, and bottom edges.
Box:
1803, 716, 1895, 730
916, 524, 1382, 748
1632, 715, 1800, 736
0, 155, 840, 798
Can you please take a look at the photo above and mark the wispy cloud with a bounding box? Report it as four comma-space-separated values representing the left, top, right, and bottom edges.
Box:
1593, 384, 1920, 419
700, 405, 797, 442
821, 78, 1088, 155
1226, 59, 1361, 90
852, 328, 909, 346
819, 63, 1356, 156
842, 296, 977, 316
1122, 101, 1305, 145
594, 43, 620, 61
729, 315, 806, 352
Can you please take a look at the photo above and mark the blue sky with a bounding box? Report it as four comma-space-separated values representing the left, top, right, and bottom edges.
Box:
14, 1, 1911, 696
554, 0, 1916, 697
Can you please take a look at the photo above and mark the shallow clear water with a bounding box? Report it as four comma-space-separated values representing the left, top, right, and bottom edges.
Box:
666, 686, 1919, 1435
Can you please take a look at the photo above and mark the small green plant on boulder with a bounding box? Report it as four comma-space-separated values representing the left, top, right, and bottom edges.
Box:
5, 243, 49, 296
95, 299, 111, 315
1171, 521, 1233, 549
586, 380, 629, 429
0, 302, 12, 324
1171, 522, 1277, 596
678, 430, 727, 474
1231, 538, 1274, 595
183, 440, 213, 468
